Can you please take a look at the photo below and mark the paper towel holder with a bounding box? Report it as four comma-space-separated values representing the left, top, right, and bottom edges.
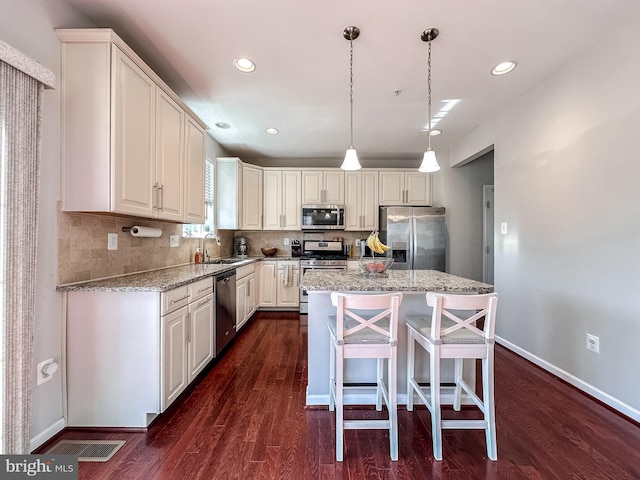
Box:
122, 226, 163, 237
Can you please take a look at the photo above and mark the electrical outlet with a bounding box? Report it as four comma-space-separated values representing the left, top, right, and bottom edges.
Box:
107, 233, 118, 250
500, 222, 508, 235
586, 334, 600, 354
170, 235, 180, 247
284, 238, 290, 246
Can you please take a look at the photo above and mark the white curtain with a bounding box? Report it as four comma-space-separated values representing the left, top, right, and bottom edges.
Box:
0, 40, 54, 454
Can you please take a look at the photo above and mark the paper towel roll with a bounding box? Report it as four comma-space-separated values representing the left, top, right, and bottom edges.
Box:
130, 226, 162, 238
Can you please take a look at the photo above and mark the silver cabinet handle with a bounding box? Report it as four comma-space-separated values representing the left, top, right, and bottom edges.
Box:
171, 295, 190, 304
158, 184, 164, 211
186, 313, 191, 343
196, 298, 210, 308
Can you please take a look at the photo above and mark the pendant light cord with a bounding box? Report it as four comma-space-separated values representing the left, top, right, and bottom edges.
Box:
427, 35, 432, 151
349, 37, 354, 148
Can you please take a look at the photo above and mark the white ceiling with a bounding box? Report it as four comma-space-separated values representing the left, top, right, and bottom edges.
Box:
60, 0, 640, 166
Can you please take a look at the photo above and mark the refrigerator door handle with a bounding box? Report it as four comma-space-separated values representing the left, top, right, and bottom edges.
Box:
411, 215, 417, 270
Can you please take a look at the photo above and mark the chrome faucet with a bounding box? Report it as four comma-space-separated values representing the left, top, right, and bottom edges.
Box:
202, 232, 217, 262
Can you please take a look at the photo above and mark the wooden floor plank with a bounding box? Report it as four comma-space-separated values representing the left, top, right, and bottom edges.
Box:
41, 312, 640, 479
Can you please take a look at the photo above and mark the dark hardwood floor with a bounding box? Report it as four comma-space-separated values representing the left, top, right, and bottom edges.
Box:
42, 311, 640, 479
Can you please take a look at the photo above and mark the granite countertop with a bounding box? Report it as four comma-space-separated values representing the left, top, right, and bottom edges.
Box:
299, 269, 493, 294
57, 256, 299, 293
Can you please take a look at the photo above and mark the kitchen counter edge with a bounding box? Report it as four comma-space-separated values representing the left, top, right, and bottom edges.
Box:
57, 257, 299, 293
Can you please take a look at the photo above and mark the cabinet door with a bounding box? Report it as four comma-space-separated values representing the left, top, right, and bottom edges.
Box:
259, 261, 278, 306
405, 172, 431, 205
277, 268, 300, 307
189, 294, 214, 380
155, 89, 184, 221
361, 170, 379, 230
246, 273, 256, 317
378, 171, 405, 205
263, 170, 282, 230
236, 276, 248, 329
242, 165, 263, 229
323, 170, 344, 204
301, 171, 323, 204
282, 170, 301, 230
344, 171, 362, 231
161, 306, 189, 410
184, 117, 206, 223
112, 47, 155, 217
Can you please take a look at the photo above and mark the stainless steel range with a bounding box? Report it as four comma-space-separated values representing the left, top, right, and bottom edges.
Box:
299, 240, 348, 314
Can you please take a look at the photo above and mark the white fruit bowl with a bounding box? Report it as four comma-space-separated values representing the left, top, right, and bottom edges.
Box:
358, 257, 394, 275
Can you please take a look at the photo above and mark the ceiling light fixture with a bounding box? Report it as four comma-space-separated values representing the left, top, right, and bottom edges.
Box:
419, 27, 440, 173
429, 129, 442, 136
215, 122, 230, 129
491, 60, 517, 76
233, 57, 256, 73
265, 128, 279, 135
340, 25, 361, 171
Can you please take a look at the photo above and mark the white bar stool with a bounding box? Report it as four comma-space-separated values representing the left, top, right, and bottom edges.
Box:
406, 292, 499, 460
328, 291, 403, 461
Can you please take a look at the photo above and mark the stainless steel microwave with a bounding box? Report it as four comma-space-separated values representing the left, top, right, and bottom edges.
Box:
301, 205, 345, 230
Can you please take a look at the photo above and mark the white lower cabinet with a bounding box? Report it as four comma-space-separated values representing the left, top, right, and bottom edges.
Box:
65, 276, 213, 428
236, 263, 258, 331
259, 260, 299, 308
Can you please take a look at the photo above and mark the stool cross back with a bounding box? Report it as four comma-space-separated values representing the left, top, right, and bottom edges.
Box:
406, 291, 499, 460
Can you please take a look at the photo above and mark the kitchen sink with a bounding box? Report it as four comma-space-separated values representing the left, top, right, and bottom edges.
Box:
203, 258, 247, 265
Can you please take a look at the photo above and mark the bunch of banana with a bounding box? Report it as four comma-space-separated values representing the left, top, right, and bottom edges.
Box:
366, 231, 390, 255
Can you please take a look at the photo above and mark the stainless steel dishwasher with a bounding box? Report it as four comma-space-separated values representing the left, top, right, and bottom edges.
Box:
215, 269, 237, 356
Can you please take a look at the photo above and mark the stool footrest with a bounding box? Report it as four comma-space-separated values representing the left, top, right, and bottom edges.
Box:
442, 419, 488, 430
344, 419, 391, 430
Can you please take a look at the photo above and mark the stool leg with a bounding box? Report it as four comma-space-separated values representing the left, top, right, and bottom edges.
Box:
484, 349, 497, 460
453, 358, 463, 411
406, 330, 415, 411
376, 358, 383, 411
430, 346, 443, 461
389, 346, 398, 461
329, 338, 335, 412
336, 345, 344, 462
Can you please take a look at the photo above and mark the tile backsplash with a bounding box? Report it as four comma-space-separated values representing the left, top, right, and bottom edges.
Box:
57, 205, 233, 285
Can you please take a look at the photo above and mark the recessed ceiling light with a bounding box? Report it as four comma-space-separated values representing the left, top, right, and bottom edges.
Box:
429, 129, 442, 136
215, 122, 230, 129
491, 60, 517, 76
265, 128, 279, 135
233, 57, 256, 73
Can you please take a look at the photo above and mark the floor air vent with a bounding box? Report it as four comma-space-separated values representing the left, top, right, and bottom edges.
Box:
46, 440, 125, 462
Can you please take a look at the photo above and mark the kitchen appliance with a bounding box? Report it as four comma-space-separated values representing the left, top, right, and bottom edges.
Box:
215, 269, 237, 355
235, 237, 248, 257
301, 205, 345, 230
291, 239, 302, 257
379, 206, 446, 271
299, 240, 348, 313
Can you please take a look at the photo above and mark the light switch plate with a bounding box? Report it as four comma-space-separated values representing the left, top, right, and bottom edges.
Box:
500, 222, 508, 235
284, 238, 290, 246
170, 235, 180, 247
107, 233, 118, 250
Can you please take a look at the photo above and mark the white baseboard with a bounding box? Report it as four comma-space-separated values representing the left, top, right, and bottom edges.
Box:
496, 336, 640, 423
30, 417, 66, 452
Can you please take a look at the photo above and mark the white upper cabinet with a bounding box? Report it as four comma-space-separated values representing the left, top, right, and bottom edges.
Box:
242, 164, 263, 230
301, 169, 344, 205
263, 169, 302, 230
379, 170, 431, 206
344, 170, 379, 231
57, 29, 208, 222
183, 117, 206, 224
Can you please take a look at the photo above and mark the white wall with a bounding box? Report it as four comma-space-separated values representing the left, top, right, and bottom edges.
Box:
0, 0, 95, 449
452, 19, 640, 419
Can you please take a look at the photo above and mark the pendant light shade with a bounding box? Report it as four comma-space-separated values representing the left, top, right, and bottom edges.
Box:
419, 27, 440, 173
342, 147, 361, 170
419, 149, 439, 173
341, 26, 362, 171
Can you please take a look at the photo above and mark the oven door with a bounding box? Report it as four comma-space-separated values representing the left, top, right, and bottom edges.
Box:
299, 264, 347, 313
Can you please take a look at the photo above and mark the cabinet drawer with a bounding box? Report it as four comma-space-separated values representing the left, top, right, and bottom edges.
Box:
236, 263, 256, 280
162, 285, 189, 315
189, 277, 214, 302
277, 260, 299, 270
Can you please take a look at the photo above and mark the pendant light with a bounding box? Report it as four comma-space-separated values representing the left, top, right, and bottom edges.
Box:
341, 26, 362, 171
419, 27, 440, 173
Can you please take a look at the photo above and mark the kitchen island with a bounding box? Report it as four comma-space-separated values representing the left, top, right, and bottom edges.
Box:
300, 269, 493, 406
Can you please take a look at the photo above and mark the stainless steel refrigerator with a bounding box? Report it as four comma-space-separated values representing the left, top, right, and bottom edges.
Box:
379, 206, 446, 271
